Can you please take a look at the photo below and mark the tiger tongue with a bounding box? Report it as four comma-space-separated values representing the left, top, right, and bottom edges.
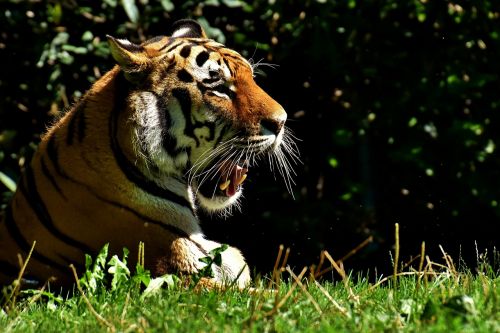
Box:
226, 181, 237, 197
224, 165, 248, 197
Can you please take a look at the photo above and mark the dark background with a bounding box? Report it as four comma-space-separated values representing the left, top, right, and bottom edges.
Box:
1, 0, 498, 277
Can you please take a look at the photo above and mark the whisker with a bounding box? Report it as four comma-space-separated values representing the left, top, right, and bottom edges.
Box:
197, 149, 239, 195
188, 125, 300, 209
186, 138, 237, 183
187, 138, 237, 176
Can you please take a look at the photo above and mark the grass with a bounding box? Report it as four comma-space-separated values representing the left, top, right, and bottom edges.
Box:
1, 237, 499, 332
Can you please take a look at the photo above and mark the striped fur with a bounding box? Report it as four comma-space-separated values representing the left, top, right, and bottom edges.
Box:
0, 20, 298, 288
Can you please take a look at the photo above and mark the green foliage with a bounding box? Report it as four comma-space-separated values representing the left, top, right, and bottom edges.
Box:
78, 244, 178, 296
0, 171, 15, 193
141, 274, 178, 300
80, 244, 110, 294
107, 248, 131, 291
197, 244, 229, 280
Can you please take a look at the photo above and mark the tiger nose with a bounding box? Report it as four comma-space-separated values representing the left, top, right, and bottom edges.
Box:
260, 110, 287, 136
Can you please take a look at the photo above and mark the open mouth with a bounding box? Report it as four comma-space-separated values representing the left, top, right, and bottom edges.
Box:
197, 160, 249, 198
218, 160, 248, 197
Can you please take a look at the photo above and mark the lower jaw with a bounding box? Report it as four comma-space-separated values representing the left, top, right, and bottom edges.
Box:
195, 188, 242, 212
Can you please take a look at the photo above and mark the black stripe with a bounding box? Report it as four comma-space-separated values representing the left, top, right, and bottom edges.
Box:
21, 165, 95, 255
40, 157, 66, 200
197, 81, 235, 100
161, 40, 183, 53
204, 121, 216, 141
76, 106, 86, 142
146, 94, 179, 155
196, 82, 208, 94
179, 44, 192, 58
222, 54, 250, 69
211, 84, 236, 99
161, 130, 178, 154
214, 124, 230, 147
177, 69, 193, 83
150, 92, 189, 157
202, 77, 221, 85
156, 96, 174, 150
196, 51, 210, 67
66, 100, 87, 145
66, 112, 77, 146
0, 259, 20, 277
157, 38, 176, 51
171, 88, 200, 147
3, 204, 69, 271
157, 60, 177, 84
109, 75, 194, 211
223, 58, 234, 77
46, 135, 64, 176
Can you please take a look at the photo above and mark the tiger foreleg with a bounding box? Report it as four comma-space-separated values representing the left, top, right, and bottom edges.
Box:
157, 237, 251, 290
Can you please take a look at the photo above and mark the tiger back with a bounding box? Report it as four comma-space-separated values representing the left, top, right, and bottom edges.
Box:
0, 19, 297, 288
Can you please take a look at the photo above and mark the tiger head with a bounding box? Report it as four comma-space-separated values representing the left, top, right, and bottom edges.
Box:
108, 20, 297, 213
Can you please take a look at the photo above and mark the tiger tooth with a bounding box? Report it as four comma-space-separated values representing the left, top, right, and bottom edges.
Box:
219, 179, 231, 191
235, 174, 247, 186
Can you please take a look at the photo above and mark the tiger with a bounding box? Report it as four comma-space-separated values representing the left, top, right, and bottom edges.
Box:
0, 19, 297, 289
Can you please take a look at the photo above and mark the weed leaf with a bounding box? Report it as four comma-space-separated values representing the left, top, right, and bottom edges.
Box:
80, 244, 109, 294
141, 274, 180, 299
107, 248, 130, 291
133, 263, 151, 288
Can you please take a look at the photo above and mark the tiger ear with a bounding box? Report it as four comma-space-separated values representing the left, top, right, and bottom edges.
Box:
107, 35, 148, 71
170, 19, 207, 38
